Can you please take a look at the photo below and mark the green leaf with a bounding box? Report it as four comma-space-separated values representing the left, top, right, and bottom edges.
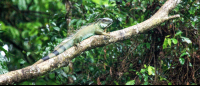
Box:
114, 81, 119, 85
49, 73, 55, 79
174, 6, 179, 12
68, 19, 78, 26
144, 75, 148, 81
53, 27, 60, 31
18, 59, 26, 64
191, 21, 195, 26
175, 31, 183, 36
147, 66, 155, 75
180, 52, 187, 57
91, 0, 109, 6
0, 69, 9, 75
0, 21, 5, 29
168, 38, 171, 47
26, 52, 31, 56
91, 0, 101, 5
144, 64, 147, 68
163, 38, 168, 49
191, 83, 197, 85
165, 35, 170, 38
0, 39, 2, 43
189, 62, 192, 67
168, 82, 172, 85
22, 30, 29, 38
0, 46, 8, 56
179, 58, 185, 65
89, 66, 94, 71
146, 43, 150, 49
143, 81, 148, 85
63, 66, 70, 73
29, 28, 38, 36
181, 37, 192, 44
125, 80, 135, 85
42, 36, 49, 41
140, 69, 146, 73
18, 0, 27, 10
189, 7, 195, 14
171, 38, 178, 44
76, 19, 82, 27
0, 30, 4, 33
6, 26, 20, 39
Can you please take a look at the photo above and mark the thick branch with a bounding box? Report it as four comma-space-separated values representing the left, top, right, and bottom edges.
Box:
0, 0, 181, 85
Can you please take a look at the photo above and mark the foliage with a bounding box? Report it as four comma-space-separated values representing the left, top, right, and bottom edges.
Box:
0, 0, 200, 85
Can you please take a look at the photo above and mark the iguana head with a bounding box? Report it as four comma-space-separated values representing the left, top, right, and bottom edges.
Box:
96, 18, 113, 28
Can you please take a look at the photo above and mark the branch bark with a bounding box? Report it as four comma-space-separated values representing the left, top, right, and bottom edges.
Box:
0, 0, 181, 85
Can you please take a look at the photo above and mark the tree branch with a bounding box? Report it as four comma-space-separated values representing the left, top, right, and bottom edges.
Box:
0, 0, 181, 85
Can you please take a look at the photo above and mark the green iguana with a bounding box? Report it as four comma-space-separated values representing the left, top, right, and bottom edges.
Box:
33, 18, 113, 65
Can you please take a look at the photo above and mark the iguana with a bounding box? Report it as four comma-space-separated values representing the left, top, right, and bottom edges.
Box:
33, 18, 113, 65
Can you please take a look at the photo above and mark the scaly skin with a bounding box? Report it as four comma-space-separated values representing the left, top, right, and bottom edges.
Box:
33, 18, 113, 65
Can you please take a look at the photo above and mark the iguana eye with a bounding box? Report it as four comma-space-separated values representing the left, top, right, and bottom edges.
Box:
103, 19, 109, 22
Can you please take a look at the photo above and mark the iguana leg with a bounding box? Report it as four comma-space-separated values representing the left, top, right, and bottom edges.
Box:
95, 29, 110, 36
74, 43, 80, 47
102, 32, 110, 36
73, 38, 81, 47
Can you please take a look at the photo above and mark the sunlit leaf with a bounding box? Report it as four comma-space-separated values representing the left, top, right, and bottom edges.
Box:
144, 75, 148, 82
143, 81, 148, 85
114, 81, 119, 85
189, 7, 195, 14
165, 35, 170, 38
147, 66, 155, 75
0, 46, 8, 57
168, 82, 172, 85
125, 80, 135, 85
191, 21, 195, 26
0, 39, 2, 43
22, 30, 29, 38
43, 36, 49, 41
181, 37, 192, 44
76, 19, 83, 27
91, 0, 110, 6
0, 30, 4, 33
53, 27, 60, 31
69, 19, 78, 26
29, 28, 38, 36
189, 62, 192, 67
175, 31, 183, 36
179, 57, 185, 65
0, 69, 8, 75
140, 69, 146, 73
18, 59, 26, 64
168, 38, 171, 47
163, 38, 168, 49
180, 52, 187, 57
171, 38, 178, 44
18, 0, 27, 10
144, 64, 147, 68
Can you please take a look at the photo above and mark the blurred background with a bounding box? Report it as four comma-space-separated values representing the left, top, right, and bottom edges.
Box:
0, 0, 199, 85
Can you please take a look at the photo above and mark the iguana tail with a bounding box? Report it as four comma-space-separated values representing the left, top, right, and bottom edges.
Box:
33, 38, 74, 65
